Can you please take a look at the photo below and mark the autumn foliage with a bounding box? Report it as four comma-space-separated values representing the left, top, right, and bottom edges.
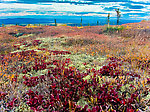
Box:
0, 22, 150, 111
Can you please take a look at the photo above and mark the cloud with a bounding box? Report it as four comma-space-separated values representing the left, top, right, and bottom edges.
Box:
136, 16, 150, 19
129, 14, 139, 17
0, 12, 36, 16
0, 11, 68, 16
0, 0, 149, 20
130, 0, 150, 3
1, 0, 17, 1
83, 13, 108, 17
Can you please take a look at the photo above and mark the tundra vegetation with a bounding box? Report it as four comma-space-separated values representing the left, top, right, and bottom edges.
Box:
0, 21, 150, 112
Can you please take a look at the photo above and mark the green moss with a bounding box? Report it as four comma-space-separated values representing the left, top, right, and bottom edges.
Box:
77, 97, 89, 109
19, 34, 35, 38
14, 102, 32, 112
104, 26, 125, 33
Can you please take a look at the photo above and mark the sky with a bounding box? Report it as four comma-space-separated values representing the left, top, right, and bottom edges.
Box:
0, 0, 150, 22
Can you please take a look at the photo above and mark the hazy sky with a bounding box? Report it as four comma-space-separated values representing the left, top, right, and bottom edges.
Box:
0, 0, 150, 20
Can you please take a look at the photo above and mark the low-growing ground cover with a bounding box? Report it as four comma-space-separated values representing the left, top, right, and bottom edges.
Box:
0, 21, 150, 112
